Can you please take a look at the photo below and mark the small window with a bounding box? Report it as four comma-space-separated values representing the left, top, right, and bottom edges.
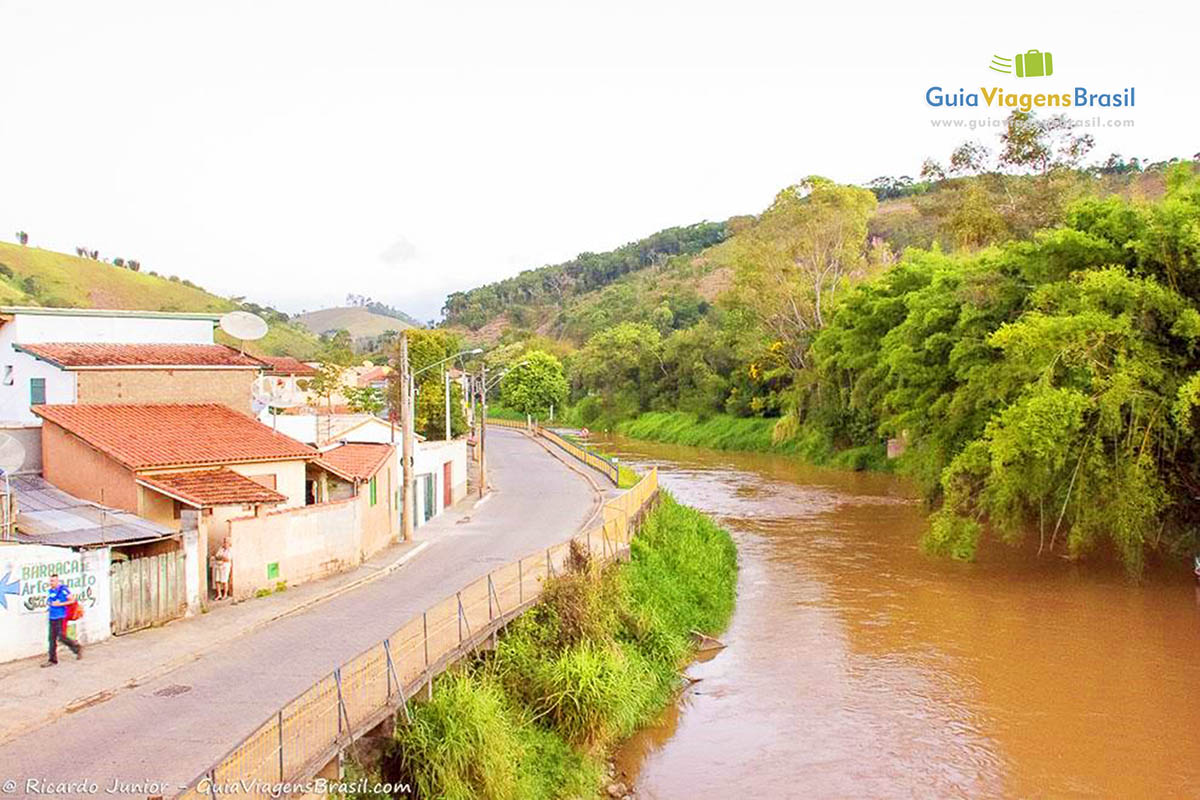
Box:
2, 366, 12, 386
249, 474, 277, 490
369, 476, 377, 506
29, 377, 45, 405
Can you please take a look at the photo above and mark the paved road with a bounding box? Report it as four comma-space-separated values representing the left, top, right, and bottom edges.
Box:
0, 429, 599, 797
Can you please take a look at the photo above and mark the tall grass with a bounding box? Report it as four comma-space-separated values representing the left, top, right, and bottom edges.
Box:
617, 410, 890, 470
484, 404, 527, 422
618, 411, 788, 452
380, 494, 736, 799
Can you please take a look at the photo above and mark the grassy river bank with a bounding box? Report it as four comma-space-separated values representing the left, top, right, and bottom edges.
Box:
347, 494, 736, 799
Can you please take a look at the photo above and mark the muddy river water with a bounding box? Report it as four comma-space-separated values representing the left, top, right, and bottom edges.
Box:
597, 435, 1200, 799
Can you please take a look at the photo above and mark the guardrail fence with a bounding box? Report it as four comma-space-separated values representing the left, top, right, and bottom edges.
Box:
485, 415, 619, 485
178, 435, 657, 799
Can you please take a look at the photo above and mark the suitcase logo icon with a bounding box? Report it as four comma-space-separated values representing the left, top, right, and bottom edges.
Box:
989, 50, 1054, 78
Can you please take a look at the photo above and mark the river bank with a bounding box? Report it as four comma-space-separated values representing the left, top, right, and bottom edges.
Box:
490, 405, 889, 471
350, 494, 736, 799
599, 434, 1200, 799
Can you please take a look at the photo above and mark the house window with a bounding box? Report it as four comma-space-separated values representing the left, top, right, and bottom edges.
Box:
249, 474, 277, 490
29, 377, 45, 405
369, 476, 377, 506
2, 366, 12, 386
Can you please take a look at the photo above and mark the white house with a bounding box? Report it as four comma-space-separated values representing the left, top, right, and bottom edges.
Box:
259, 411, 468, 527
0, 308, 268, 473
0, 307, 225, 425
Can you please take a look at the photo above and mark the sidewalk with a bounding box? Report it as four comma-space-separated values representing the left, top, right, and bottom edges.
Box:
0, 535, 430, 746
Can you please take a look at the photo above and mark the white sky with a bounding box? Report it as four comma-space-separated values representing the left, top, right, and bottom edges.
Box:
1, 1, 1195, 320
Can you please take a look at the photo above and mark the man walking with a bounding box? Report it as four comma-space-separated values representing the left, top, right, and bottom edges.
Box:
42, 573, 81, 667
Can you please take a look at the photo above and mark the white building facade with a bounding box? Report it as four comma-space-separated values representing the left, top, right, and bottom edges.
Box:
0, 307, 221, 426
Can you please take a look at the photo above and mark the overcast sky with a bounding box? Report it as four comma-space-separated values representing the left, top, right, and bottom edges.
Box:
1, 2, 1194, 321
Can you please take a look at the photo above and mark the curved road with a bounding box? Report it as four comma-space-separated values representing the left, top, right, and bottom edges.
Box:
0, 428, 598, 796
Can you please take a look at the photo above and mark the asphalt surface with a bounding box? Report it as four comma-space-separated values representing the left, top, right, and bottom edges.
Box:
0, 428, 599, 797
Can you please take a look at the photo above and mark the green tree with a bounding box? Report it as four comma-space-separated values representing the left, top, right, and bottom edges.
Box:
731, 176, 878, 371
499, 350, 568, 418
319, 329, 356, 366
345, 385, 385, 415
308, 362, 346, 412
571, 322, 663, 424
416, 379, 467, 439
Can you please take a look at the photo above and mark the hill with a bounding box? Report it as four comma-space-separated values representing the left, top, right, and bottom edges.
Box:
441, 166, 1175, 346
0, 241, 321, 358
294, 305, 418, 341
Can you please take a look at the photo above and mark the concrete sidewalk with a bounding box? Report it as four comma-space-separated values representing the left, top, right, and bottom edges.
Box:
0, 532, 430, 746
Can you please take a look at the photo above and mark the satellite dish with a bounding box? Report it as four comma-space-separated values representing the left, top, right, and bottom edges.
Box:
252, 375, 305, 410
220, 311, 269, 343
0, 433, 25, 475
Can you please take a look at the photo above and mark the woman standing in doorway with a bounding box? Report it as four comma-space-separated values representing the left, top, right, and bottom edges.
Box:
212, 537, 233, 600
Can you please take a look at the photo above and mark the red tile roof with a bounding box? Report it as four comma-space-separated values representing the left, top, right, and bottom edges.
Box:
18, 343, 267, 369
137, 469, 288, 507
356, 366, 390, 386
259, 356, 318, 377
33, 403, 318, 470
315, 442, 394, 482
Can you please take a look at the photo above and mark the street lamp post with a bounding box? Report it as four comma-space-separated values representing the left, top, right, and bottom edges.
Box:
479, 363, 488, 497
474, 359, 527, 498
399, 334, 414, 542
444, 368, 451, 443
404, 346, 483, 512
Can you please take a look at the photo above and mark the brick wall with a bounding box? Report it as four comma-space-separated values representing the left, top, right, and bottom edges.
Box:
75, 369, 257, 414
41, 421, 138, 512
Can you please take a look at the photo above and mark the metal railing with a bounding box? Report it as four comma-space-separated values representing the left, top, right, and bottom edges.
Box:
178, 467, 659, 799
533, 425, 619, 485
482, 416, 528, 430
483, 416, 619, 485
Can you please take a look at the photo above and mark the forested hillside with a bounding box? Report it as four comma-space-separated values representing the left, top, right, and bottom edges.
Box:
458, 110, 1200, 572
441, 221, 729, 335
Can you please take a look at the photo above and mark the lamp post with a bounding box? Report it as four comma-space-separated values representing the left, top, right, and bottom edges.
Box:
444, 368, 451, 443
398, 335, 414, 541
404, 347, 483, 513
475, 359, 528, 498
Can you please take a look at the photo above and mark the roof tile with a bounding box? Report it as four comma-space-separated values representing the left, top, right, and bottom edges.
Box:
34, 403, 318, 469
316, 442, 394, 482
18, 343, 267, 369
259, 356, 318, 377
138, 469, 288, 507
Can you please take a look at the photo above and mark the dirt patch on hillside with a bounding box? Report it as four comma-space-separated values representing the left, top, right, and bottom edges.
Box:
696, 266, 733, 302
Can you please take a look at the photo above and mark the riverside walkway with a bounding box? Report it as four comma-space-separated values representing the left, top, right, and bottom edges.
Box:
0, 428, 601, 797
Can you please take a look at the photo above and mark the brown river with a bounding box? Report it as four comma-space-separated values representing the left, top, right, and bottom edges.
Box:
595, 435, 1200, 799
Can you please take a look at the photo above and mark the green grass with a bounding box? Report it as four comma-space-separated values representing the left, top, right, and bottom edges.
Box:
617, 411, 789, 452
0, 241, 321, 358
484, 404, 527, 422
375, 494, 736, 799
616, 410, 890, 471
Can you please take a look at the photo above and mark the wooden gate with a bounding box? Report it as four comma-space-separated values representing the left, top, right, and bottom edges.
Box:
110, 550, 187, 635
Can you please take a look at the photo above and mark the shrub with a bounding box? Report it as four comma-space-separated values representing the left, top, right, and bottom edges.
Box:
383, 494, 737, 797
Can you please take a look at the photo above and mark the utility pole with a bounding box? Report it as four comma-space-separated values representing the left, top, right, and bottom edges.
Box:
479, 363, 487, 497
399, 333, 414, 541
444, 368, 451, 442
